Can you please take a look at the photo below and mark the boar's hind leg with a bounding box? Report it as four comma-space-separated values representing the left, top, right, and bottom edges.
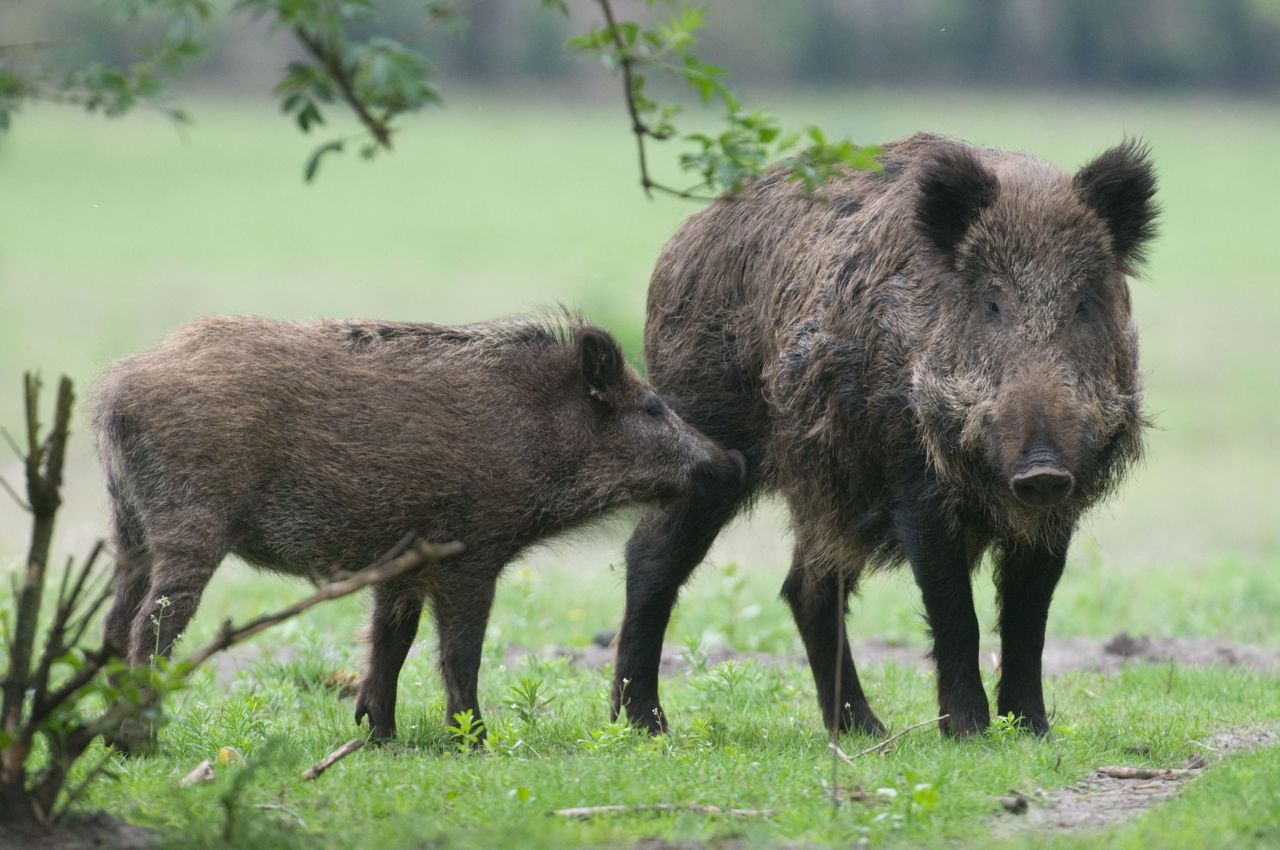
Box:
355, 579, 425, 741
430, 573, 497, 741
780, 556, 886, 737
895, 504, 990, 738
613, 491, 743, 734
994, 537, 1068, 735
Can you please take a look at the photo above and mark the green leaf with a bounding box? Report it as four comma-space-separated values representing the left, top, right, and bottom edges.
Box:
303, 139, 344, 182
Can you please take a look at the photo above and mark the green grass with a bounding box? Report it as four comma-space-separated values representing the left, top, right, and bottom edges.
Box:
71, 645, 1279, 850
2, 88, 1279, 847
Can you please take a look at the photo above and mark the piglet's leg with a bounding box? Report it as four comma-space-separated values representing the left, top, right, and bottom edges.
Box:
127, 542, 222, 666
355, 580, 424, 741
430, 574, 496, 742
995, 537, 1068, 735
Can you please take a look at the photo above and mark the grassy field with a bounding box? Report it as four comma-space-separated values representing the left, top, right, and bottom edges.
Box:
1, 88, 1278, 847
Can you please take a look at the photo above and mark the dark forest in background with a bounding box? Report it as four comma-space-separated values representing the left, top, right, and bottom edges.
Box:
7, 0, 1279, 94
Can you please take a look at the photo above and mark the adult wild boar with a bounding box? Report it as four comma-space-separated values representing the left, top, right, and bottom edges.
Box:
93, 315, 744, 740
612, 133, 1156, 738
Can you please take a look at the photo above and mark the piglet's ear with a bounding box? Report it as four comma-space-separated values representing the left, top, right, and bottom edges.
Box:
1073, 139, 1159, 267
577, 326, 625, 401
915, 146, 999, 258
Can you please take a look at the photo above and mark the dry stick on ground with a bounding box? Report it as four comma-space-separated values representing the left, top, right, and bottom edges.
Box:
1095, 766, 1199, 780
302, 739, 366, 781
552, 804, 777, 819
830, 714, 952, 764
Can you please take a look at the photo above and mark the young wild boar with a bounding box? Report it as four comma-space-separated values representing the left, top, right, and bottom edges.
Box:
612, 133, 1157, 738
93, 315, 744, 740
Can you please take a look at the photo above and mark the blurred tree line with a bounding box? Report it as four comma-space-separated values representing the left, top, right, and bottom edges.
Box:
5, 0, 1277, 93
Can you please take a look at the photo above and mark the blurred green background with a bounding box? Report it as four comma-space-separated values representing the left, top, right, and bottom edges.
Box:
1, 1, 1278, 654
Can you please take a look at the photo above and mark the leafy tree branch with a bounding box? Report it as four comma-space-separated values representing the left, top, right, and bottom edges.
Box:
0, 0, 881, 190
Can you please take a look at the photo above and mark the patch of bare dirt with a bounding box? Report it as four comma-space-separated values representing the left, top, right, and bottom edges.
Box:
211, 630, 1280, 686
995, 729, 1278, 834
496, 631, 1280, 678
0, 812, 152, 850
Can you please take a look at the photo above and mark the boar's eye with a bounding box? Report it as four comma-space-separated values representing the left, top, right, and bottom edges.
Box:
643, 396, 665, 419
983, 298, 1002, 320
1074, 299, 1089, 321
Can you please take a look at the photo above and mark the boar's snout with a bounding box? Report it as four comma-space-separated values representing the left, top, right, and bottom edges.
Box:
1009, 449, 1075, 507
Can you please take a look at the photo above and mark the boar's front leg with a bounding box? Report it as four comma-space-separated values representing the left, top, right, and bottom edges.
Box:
355, 579, 425, 741
994, 536, 1069, 735
613, 491, 742, 734
894, 502, 990, 738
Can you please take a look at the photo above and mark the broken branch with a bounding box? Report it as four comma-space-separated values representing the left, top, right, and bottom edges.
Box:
551, 803, 776, 819
846, 714, 950, 759
302, 738, 365, 781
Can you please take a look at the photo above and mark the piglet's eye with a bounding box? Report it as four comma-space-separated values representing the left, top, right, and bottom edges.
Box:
984, 299, 1001, 319
644, 397, 665, 418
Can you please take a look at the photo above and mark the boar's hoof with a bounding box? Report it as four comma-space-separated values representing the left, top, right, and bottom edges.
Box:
852, 714, 889, 739
938, 705, 991, 739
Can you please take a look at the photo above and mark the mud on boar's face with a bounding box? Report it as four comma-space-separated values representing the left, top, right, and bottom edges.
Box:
910, 141, 1157, 529
576, 328, 746, 502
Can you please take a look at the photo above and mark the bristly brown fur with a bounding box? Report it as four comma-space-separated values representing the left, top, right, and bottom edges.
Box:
611, 132, 1158, 738
90, 313, 744, 741
645, 132, 1155, 570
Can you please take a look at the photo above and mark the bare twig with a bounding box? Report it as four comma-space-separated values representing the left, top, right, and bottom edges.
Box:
2, 374, 73, 786
184, 540, 462, 670
828, 567, 845, 807
302, 738, 365, 781
0, 474, 30, 511
292, 27, 393, 149
593, 0, 716, 202
255, 802, 307, 827
51, 754, 114, 823
397, 0, 487, 45
1096, 766, 1198, 780
0, 426, 23, 462
846, 715, 950, 759
29, 544, 106, 715
551, 803, 776, 819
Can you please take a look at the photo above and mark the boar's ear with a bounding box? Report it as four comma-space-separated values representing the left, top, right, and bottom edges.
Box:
915, 147, 999, 259
1073, 139, 1159, 267
577, 326, 625, 401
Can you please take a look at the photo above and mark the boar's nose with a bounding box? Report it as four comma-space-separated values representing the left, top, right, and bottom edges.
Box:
1010, 467, 1075, 507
